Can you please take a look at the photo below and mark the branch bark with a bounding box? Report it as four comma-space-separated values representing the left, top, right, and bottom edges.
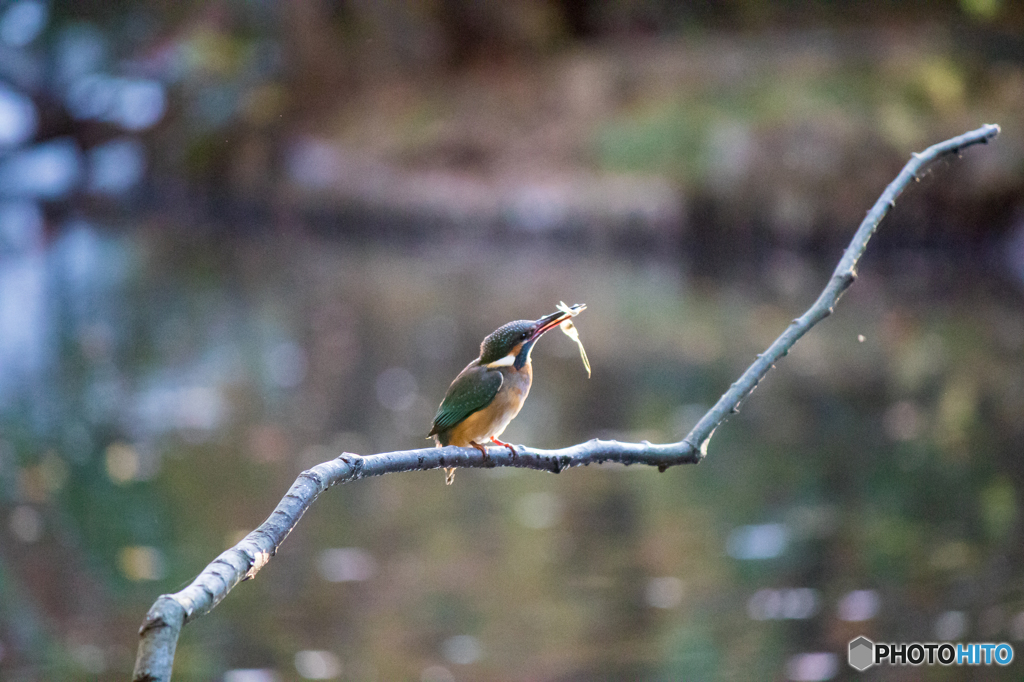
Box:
132, 123, 1000, 681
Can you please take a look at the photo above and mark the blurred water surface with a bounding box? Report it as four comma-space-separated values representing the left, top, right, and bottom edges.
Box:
1, 219, 1022, 681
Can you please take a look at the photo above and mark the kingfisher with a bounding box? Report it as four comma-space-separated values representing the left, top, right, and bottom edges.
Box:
429, 304, 586, 483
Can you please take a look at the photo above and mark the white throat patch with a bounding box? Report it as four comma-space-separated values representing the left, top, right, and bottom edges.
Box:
485, 354, 516, 368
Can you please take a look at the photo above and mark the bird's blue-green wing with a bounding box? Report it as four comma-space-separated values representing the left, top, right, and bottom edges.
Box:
429, 367, 503, 435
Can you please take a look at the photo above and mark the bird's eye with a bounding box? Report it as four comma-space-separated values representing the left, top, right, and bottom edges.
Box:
520, 331, 530, 340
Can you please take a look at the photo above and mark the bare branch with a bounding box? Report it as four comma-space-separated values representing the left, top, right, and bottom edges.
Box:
132, 123, 1000, 682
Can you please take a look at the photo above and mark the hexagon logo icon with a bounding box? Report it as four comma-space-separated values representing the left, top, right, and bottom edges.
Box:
848, 636, 874, 671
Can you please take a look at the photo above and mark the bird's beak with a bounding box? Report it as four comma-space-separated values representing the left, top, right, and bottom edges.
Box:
529, 303, 586, 341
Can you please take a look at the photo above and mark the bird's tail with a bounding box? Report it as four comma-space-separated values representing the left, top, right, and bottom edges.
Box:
433, 436, 456, 485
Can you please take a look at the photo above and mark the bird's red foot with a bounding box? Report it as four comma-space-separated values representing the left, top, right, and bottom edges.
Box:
490, 437, 518, 458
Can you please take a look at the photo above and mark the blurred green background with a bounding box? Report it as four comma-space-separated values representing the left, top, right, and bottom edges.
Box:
1, 1, 1024, 680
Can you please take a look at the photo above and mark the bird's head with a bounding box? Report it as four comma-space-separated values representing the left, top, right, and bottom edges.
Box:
479, 305, 585, 370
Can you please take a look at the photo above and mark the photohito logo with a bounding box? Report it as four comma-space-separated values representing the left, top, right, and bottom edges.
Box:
848, 637, 874, 671
848, 636, 1013, 671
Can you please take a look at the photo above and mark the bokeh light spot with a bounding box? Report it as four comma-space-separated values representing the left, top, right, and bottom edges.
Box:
727, 523, 789, 560
294, 650, 341, 680
837, 589, 880, 622
9, 504, 42, 542
0, 85, 36, 147
786, 652, 837, 681
0, 1, 48, 47
317, 547, 376, 582
442, 635, 482, 665
117, 545, 166, 581
645, 576, 685, 609
105, 441, 140, 484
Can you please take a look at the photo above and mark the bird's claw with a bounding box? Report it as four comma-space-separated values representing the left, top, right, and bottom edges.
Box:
470, 441, 489, 460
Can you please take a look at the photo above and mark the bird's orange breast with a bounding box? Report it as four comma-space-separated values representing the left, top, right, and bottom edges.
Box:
444, 363, 533, 446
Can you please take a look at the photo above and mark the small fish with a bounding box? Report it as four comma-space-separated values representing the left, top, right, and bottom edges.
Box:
556, 301, 591, 378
